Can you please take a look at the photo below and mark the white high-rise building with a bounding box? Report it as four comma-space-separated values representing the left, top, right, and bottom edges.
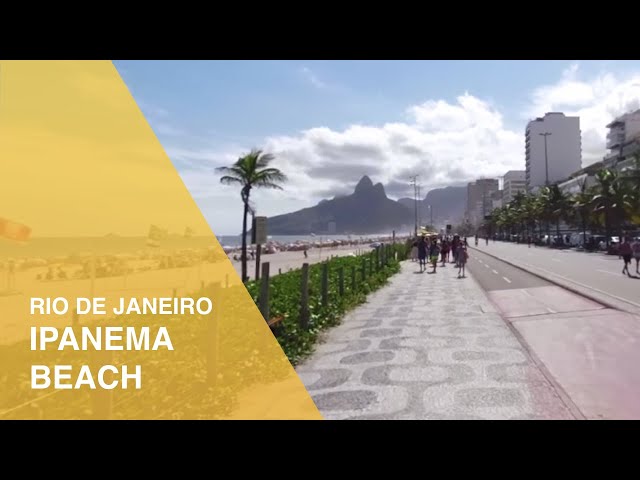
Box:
502, 170, 526, 204
525, 112, 582, 191
603, 109, 640, 168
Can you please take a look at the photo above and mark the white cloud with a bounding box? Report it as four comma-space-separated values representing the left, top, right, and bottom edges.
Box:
300, 66, 327, 89
526, 63, 640, 163
165, 63, 640, 234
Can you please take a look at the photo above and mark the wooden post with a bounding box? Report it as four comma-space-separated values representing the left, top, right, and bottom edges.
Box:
351, 265, 356, 291
362, 257, 366, 281
278, 268, 282, 275
300, 263, 310, 329
321, 262, 329, 308
90, 349, 113, 419
207, 282, 221, 386
259, 262, 270, 322
255, 244, 261, 281
370, 250, 374, 274
339, 266, 344, 296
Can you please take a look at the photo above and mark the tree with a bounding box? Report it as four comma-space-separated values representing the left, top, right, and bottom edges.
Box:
570, 177, 594, 249
620, 152, 640, 225
217, 149, 287, 282
592, 168, 631, 247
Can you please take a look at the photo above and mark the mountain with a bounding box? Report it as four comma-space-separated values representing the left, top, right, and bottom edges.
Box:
266, 176, 415, 235
397, 185, 467, 226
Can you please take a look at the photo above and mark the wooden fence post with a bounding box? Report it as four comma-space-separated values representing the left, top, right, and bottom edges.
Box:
300, 263, 310, 329
259, 262, 270, 322
339, 266, 344, 296
362, 257, 366, 281
351, 265, 356, 292
369, 252, 373, 275
207, 282, 221, 387
255, 245, 261, 281
321, 262, 329, 308
90, 349, 113, 419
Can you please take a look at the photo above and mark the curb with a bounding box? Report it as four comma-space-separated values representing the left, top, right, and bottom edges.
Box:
469, 245, 640, 317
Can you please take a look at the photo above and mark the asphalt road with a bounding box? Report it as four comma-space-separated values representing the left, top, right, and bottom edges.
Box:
471, 242, 640, 311
467, 248, 551, 292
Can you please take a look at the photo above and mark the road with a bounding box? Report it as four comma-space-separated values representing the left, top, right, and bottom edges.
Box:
467, 248, 551, 291
471, 242, 640, 314
466, 246, 640, 420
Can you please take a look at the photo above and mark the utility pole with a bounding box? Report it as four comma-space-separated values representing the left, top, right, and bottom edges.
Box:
417, 183, 421, 229
409, 175, 419, 237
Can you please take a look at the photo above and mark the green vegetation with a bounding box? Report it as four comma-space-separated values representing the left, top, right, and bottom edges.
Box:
245, 243, 408, 365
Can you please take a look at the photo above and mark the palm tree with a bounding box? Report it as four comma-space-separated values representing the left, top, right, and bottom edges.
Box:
571, 177, 594, 249
592, 168, 634, 248
620, 152, 640, 225
217, 149, 287, 282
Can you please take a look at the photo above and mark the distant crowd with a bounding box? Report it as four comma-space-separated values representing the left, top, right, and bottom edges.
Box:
409, 234, 469, 278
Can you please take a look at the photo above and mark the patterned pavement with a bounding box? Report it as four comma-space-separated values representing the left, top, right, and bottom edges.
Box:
296, 260, 575, 420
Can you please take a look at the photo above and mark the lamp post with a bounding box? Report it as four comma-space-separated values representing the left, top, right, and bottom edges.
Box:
409, 175, 419, 236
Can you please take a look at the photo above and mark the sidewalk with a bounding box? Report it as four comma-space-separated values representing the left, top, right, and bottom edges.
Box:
295, 260, 574, 420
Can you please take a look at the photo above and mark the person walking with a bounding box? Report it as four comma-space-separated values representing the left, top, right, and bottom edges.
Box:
619, 236, 633, 277
417, 236, 428, 273
632, 237, 640, 275
410, 239, 418, 262
440, 239, 449, 267
458, 244, 468, 278
429, 238, 440, 274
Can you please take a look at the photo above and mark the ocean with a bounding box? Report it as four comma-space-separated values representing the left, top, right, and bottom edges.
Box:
216, 233, 402, 248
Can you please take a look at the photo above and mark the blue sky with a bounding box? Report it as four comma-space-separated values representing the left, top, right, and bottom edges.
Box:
114, 60, 640, 235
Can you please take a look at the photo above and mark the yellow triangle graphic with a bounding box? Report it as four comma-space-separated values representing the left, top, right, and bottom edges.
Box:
0, 60, 322, 420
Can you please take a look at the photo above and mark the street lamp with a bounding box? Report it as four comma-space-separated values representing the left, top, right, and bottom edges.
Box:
409, 175, 419, 236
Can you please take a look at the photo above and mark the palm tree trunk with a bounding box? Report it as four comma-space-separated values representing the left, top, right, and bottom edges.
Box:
241, 198, 249, 282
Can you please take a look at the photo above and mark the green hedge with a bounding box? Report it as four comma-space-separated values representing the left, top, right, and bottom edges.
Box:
245, 243, 407, 365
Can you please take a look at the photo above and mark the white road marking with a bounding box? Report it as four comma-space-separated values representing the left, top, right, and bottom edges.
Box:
596, 269, 618, 277
492, 269, 499, 275
503, 277, 512, 284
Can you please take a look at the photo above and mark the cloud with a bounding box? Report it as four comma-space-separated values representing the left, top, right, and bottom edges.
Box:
163, 63, 640, 234
300, 66, 327, 89
526, 63, 640, 164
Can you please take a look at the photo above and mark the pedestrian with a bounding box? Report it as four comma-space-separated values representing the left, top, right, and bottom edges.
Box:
458, 244, 468, 278
303, 245, 308, 258
619, 237, 633, 277
633, 237, 640, 275
411, 239, 419, 263
441, 239, 449, 267
417, 235, 428, 272
429, 238, 440, 274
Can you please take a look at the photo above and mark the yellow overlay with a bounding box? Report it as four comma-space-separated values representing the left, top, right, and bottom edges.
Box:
0, 60, 322, 419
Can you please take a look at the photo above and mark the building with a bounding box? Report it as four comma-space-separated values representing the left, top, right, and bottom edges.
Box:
502, 170, 526, 204
603, 109, 640, 170
466, 178, 499, 226
525, 112, 582, 190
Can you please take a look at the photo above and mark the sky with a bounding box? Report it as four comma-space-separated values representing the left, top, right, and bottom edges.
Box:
114, 60, 640, 235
